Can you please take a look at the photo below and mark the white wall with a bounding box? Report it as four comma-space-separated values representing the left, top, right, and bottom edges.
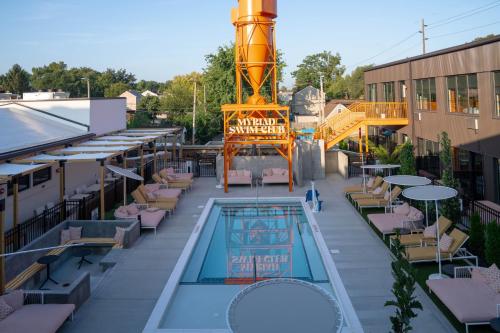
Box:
90, 98, 126, 135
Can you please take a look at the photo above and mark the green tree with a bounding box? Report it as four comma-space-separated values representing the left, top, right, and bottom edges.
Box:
468, 213, 485, 259
68, 67, 101, 97
372, 143, 403, 164
137, 95, 161, 115
96, 68, 135, 97
485, 220, 500, 266
135, 80, 168, 94
31, 61, 73, 92
344, 65, 374, 99
385, 234, 423, 333
128, 111, 152, 128
291, 51, 345, 94
399, 142, 416, 175
2, 64, 31, 94
0, 74, 5, 91
105, 82, 131, 98
439, 132, 461, 223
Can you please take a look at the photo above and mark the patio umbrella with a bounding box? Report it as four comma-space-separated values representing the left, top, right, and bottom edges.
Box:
360, 164, 400, 193
384, 175, 431, 214
106, 165, 144, 206
403, 185, 458, 280
227, 279, 343, 333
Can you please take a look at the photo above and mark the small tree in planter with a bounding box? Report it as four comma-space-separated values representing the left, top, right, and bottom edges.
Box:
439, 132, 461, 224
399, 142, 416, 176
385, 234, 423, 333
468, 213, 485, 259
485, 220, 500, 266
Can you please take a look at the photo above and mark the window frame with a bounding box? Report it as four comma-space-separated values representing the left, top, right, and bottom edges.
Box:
382, 81, 395, 102
414, 77, 437, 111
7, 174, 30, 196
33, 167, 52, 187
494, 71, 500, 119
367, 83, 377, 102
446, 73, 480, 116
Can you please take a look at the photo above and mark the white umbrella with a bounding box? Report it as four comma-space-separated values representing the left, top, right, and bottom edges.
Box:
361, 164, 400, 193
384, 175, 431, 213
403, 185, 458, 280
106, 165, 144, 205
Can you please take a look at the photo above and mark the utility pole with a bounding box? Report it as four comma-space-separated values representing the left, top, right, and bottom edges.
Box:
192, 81, 197, 145
203, 84, 207, 113
419, 19, 428, 54
319, 74, 325, 123
81, 77, 90, 98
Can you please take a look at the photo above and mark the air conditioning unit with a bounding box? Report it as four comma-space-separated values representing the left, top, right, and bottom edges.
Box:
466, 118, 479, 130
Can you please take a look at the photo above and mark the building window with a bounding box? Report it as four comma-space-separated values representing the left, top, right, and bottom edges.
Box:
399, 80, 407, 102
33, 167, 52, 187
7, 174, 30, 196
416, 137, 440, 177
368, 84, 377, 102
453, 148, 484, 200
383, 82, 395, 102
415, 78, 437, 111
495, 158, 500, 204
447, 74, 479, 114
495, 71, 500, 117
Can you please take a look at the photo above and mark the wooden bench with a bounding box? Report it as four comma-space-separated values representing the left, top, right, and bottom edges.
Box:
6, 238, 122, 290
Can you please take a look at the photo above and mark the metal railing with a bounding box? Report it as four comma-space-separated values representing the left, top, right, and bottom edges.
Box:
461, 200, 500, 229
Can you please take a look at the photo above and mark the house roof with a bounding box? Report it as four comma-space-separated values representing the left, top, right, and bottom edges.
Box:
0, 103, 90, 157
324, 99, 361, 118
122, 90, 142, 98
366, 34, 500, 72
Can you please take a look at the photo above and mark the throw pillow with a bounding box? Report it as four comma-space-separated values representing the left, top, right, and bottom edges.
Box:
423, 224, 437, 238
127, 205, 139, 216
439, 233, 454, 252
146, 192, 157, 201
471, 267, 488, 284
113, 227, 126, 246
0, 299, 14, 321
60, 230, 71, 245
367, 178, 374, 188
1, 290, 24, 311
272, 168, 282, 176
372, 187, 383, 195
481, 264, 500, 288
393, 202, 410, 215
384, 191, 390, 201
166, 168, 175, 174
69, 227, 82, 240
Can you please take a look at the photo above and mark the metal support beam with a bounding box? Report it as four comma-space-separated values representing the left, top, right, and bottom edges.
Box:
13, 177, 19, 227
140, 146, 144, 185
224, 144, 229, 193
123, 153, 128, 206
99, 160, 105, 220
59, 161, 65, 204
0, 180, 6, 295
365, 125, 369, 154
153, 141, 157, 174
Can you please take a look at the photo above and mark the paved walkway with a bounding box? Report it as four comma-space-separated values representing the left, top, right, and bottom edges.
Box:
61, 175, 456, 333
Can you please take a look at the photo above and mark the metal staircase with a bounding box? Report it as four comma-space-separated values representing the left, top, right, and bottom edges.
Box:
316, 102, 409, 150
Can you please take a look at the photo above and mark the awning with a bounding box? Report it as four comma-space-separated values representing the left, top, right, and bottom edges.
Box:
0, 163, 50, 179
96, 135, 158, 142
53, 146, 138, 155
19, 153, 116, 163
78, 140, 143, 147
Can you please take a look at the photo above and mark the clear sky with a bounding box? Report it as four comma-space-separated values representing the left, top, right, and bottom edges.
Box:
1, 0, 499, 87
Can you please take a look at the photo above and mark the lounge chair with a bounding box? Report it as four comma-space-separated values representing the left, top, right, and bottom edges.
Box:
114, 203, 166, 235
142, 183, 182, 199
367, 203, 424, 239
389, 216, 453, 249
131, 189, 177, 213
355, 186, 402, 212
158, 170, 193, 190
154, 173, 192, 191
404, 229, 477, 264
161, 167, 193, 180
343, 176, 383, 195
427, 265, 500, 333
350, 182, 389, 200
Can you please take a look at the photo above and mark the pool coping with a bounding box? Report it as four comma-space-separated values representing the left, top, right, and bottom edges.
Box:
142, 197, 363, 333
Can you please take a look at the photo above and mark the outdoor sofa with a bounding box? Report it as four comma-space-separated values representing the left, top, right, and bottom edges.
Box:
262, 168, 290, 186
0, 290, 74, 333
427, 265, 500, 333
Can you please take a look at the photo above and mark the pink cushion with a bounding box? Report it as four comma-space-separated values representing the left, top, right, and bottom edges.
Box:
60, 230, 71, 245
113, 227, 126, 245
271, 168, 282, 175
1, 290, 24, 311
140, 210, 166, 227
393, 203, 410, 215
407, 207, 424, 221
367, 178, 374, 188
471, 268, 488, 284
439, 233, 454, 252
423, 224, 436, 238
372, 187, 382, 195
368, 213, 408, 234
427, 278, 500, 323
262, 175, 288, 184
127, 205, 140, 216
166, 168, 175, 174
145, 184, 161, 192
69, 227, 82, 240
0, 304, 75, 333
0, 298, 14, 320
154, 188, 182, 199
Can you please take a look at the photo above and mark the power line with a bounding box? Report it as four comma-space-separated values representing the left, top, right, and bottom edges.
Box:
428, 1, 500, 29
430, 20, 500, 39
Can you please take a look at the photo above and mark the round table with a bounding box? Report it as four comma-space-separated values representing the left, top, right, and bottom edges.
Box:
37, 255, 60, 288
72, 248, 93, 269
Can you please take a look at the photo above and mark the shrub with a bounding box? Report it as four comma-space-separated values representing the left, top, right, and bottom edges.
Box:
485, 220, 500, 266
468, 213, 485, 258
439, 132, 460, 224
399, 142, 416, 176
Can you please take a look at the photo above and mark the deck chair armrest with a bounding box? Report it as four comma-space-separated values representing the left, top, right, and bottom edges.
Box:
454, 266, 474, 278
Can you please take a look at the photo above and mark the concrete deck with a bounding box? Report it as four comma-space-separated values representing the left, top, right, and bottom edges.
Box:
61, 174, 456, 333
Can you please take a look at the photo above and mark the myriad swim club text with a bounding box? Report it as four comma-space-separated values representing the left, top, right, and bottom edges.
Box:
228, 118, 286, 135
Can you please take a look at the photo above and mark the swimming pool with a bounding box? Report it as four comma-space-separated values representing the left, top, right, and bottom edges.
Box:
143, 198, 362, 333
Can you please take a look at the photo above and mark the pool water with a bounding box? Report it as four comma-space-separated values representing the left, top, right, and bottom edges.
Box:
182, 203, 328, 284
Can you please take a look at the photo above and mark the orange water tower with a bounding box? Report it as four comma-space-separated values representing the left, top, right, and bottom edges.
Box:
222, 0, 293, 193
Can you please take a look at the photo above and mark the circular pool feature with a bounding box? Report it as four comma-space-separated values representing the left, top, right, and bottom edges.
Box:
227, 278, 343, 333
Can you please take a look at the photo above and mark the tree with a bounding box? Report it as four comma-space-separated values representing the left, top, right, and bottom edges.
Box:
344, 65, 374, 99
2, 64, 31, 94
291, 51, 345, 94
104, 82, 130, 97
485, 220, 500, 266
385, 234, 423, 333
468, 213, 485, 259
399, 142, 416, 175
439, 132, 460, 223
31, 61, 73, 92
96, 68, 135, 97
128, 111, 152, 128
372, 143, 403, 164
473, 34, 496, 42
137, 95, 161, 115
135, 80, 168, 94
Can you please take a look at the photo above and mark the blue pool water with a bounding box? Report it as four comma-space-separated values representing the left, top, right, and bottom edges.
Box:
182, 202, 328, 284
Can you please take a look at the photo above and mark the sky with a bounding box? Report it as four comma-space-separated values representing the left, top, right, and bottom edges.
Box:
1, 0, 499, 88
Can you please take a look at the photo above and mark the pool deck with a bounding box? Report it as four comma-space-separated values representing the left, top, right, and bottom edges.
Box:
61, 174, 456, 333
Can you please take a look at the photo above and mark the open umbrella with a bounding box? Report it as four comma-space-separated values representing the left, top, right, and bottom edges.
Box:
106, 165, 144, 206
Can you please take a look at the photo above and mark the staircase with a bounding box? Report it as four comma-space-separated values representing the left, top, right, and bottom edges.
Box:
316, 102, 409, 150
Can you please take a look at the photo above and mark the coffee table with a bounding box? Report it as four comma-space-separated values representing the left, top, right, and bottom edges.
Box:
37, 255, 60, 288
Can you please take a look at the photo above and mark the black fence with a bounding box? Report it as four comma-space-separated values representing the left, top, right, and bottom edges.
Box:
156, 155, 217, 178
461, 200, 500, 229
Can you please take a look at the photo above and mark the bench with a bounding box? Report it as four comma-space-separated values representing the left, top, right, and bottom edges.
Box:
6, 238, 121, 290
